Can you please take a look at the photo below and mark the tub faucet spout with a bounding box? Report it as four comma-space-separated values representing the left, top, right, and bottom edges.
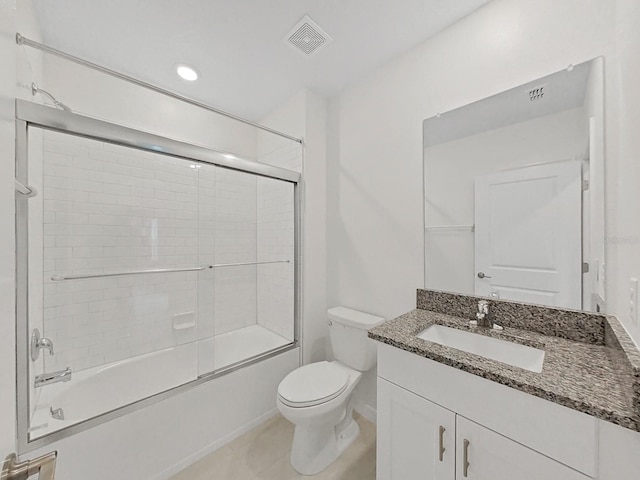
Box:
35, 368, 72, 388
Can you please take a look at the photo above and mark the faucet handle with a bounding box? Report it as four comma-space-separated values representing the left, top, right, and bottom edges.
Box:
477, 300, 489, 313
31, 329, 54, 361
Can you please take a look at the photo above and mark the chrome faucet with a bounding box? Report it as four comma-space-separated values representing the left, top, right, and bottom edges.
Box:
31, 329, 54, 361
35, 367, 72, 388
473, 300, 503, 330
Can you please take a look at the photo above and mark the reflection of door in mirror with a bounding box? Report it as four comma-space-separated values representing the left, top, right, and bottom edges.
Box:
474, 162, 582, 309
423, 57, 605, 313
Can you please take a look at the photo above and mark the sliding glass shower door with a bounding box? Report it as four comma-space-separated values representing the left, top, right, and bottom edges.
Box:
17, 102, 300, 445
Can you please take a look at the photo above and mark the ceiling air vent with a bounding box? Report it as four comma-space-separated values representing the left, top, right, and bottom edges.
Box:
284, 15, 332, 56
528, 84, 549, 102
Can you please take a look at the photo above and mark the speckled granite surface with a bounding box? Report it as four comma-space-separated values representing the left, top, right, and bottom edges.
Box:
417, 289, 606, 344
369, 290, 640, 432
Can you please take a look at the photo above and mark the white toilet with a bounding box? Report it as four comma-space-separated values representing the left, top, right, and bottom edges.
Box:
277, 306, 384, 475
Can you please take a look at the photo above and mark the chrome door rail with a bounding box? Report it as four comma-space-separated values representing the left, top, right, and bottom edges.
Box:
16, 33, 303, 145
15, 100, 301, 184
51, 260, 291, 281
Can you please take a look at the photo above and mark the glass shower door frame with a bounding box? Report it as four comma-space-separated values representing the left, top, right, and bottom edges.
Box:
15, 99, 302, 453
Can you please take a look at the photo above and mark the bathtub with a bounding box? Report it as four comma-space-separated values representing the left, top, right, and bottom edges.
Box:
30, 343, 198, 439
29, 325, 292, 439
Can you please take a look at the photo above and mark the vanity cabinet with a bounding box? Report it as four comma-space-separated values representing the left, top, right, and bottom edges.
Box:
377, 378, 589, 480
377, 379, 455, 479
376, 342, 601, 479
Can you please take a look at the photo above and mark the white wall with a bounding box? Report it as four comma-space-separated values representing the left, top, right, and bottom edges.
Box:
0, 0, 19, 457
0, 0, 48, 457
327, 0, 640, 417
608, 0, 640, 341
34, 54, 258, 159
259, 90, 328, 365
256, 176, 295, 340
424, 108, 588, 296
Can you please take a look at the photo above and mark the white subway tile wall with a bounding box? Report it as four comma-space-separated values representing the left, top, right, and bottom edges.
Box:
257, 177, 295, 340
27, 127, 45, 419
256, 139, 301, 340
213, 168, 257, 335
37, 131, 200, 373
29, 129, 299, 375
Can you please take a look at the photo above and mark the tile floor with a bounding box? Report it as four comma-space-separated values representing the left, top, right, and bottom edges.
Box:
171, 413, 376, 479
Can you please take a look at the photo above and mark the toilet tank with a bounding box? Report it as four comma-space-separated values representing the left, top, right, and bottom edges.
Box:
327, 307, 385, 372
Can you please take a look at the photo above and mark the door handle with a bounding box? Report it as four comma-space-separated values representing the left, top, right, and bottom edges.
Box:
438, 426, 446, 461
477, 272, 491, 279
463, 439, 470, 477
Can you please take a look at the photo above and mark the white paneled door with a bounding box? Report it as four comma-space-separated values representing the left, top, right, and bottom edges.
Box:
377, 378, 456, 480
474, 161, 582, 309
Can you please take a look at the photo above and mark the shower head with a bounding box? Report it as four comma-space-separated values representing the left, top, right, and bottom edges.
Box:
31, 83, 72, 113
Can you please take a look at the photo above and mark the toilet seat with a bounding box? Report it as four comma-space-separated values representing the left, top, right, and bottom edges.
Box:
278, 361, 350, 408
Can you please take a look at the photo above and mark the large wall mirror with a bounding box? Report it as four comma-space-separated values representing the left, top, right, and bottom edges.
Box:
423, 57, 605, 313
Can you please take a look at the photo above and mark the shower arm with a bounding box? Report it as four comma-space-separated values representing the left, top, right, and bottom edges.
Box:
31, 83, 72, 113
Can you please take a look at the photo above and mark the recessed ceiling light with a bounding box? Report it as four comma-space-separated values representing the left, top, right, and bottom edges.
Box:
176, 64, 198, 81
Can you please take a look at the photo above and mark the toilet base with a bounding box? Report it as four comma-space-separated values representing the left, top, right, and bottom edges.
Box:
290, 411, 360, 476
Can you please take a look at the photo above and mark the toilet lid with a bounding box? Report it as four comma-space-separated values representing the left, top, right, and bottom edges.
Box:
278, 361, 350, 408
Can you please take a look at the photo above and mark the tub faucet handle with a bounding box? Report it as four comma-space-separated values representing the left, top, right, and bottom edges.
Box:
31, 329, 54, 361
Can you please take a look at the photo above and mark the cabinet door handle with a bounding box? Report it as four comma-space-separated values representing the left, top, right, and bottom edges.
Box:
463, 439, 470, 477
438, 426, 446, 461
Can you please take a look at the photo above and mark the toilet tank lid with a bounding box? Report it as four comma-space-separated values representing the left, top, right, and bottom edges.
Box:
327, 306, 385, 329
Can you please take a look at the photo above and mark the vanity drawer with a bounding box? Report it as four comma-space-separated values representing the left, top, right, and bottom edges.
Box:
377, 343, 598, 477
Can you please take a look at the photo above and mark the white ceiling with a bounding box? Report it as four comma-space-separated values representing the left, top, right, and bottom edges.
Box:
424, 61, 592, 147
32, 0, 491, 121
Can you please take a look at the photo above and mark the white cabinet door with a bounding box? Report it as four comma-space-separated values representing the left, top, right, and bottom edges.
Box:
377, 378, 456, 480
456, 416, 590, 480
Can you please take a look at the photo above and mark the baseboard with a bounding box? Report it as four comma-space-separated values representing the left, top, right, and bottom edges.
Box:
151, 408, 279, 480
353, 398, 377, 425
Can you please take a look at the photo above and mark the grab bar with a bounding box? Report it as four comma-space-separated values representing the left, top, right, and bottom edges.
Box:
1, 451, 57, 480
51, 260, 291, 281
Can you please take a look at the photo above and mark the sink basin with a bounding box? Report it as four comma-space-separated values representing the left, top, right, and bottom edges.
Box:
417, 325, 545, 373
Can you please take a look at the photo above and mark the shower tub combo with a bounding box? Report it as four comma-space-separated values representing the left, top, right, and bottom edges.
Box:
16, 100, 302, 451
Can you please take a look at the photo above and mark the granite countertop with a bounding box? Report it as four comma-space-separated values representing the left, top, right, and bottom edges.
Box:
369, 290, 640, 432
